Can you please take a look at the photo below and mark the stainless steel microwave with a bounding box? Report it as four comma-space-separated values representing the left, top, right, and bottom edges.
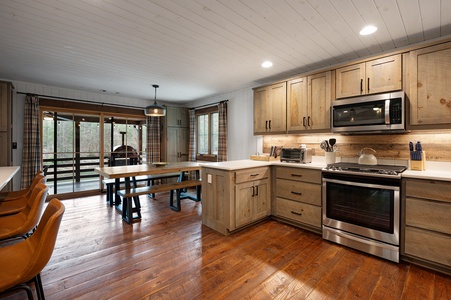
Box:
331, 91, 406, 134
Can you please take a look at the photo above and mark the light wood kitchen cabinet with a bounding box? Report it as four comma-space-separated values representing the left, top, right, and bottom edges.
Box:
202, 166, 270, 235
287, 71, 332, 132
166, 106, 189, 128
166, 127, 189, 162
409, 42, 451, 126
0, 81, 13, 173
403, 178, 451, 273
335, 54, 402, 98
253, 82, 287, 134
161, 107, 189, 162
273, 166, 322, 233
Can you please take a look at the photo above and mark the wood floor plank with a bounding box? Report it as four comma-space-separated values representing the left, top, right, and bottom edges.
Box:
1, 192, 449, 300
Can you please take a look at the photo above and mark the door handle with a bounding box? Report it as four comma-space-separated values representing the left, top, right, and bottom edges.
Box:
367, 78, 370, 93
360, 79, 363, 93
303, 117, 306, 127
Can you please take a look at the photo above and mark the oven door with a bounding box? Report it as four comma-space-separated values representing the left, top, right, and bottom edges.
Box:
322, 177, 400, 246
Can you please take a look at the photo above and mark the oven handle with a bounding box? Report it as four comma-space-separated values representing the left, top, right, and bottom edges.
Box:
322, 177, 399, 191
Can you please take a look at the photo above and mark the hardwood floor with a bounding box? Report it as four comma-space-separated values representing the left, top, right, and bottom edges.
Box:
1, 191, 450, 300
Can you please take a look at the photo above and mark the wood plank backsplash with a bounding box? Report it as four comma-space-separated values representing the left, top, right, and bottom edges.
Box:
263, 131, 451, 162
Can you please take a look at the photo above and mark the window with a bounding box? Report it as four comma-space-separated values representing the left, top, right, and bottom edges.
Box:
196, 106, 219, 161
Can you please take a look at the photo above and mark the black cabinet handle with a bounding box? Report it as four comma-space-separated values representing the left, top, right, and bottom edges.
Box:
250, 174, 259, 177
265, 120, 268, 130
303, 117, 306, 127
367, 78, 370, 93
268, 120, 271, 130
360, 79, 363, 93
291, 174, 303, 177
308, 116, 311, 127
291, 191, 302, 195
291, 211, 303, 216
251, 186, 255, 197
255, 185, 259, 196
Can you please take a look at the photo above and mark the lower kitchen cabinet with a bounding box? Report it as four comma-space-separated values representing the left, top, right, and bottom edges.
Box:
403, 178, 451, 274
202, 166, 270, 235
273, 166, 322, 233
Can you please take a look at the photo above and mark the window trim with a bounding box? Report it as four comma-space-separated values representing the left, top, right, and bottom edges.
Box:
195, 106, 218, 162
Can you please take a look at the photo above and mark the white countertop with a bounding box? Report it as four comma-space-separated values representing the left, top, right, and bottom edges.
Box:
200, 159, 325, 171
201, 159, 451, 182
0, 166, 20, 190
402, 161, 451, 182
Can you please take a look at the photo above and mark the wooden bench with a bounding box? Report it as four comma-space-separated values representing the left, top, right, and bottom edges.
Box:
102, 173, 181, 206
116, 179, 201, 223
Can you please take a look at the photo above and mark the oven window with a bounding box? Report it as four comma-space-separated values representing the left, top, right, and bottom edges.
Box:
326, 182, 394, 233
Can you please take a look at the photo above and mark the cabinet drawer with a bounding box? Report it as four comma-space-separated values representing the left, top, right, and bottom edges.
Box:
276, 179, 321, 206
404, 226, 451, 267
406, 197, 451, 234
405, 179, 451, 203
276, 167, 321, 184
275, 197, 321, 228
235, 167, 269, 183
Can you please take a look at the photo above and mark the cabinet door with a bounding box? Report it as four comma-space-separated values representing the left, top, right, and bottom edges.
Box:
166, 127, 189, 162
308, 71, 331, 130
410, 42, 451, 125
335, 63, 365, 98
287, 77, 308, 132
254, 179, 270, 220
253, 87, 268, 134
235, 181, 254, 227
366, 54, 401, 95
267, 82, 287, 133
166, 107, 189, 127
0, 83, 8, 132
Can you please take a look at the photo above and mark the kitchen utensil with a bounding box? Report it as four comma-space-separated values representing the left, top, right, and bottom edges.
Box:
320, 140, 329, 152
329, 138, 336, 151
358, 148, 377, 165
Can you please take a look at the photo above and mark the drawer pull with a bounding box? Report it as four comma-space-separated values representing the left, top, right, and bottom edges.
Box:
291, 174, 303, 177
250, 174, 259, 177
291, 191, 302, 195
291, 210, 303, 216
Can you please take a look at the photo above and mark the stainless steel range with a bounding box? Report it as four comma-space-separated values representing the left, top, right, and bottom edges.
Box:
322, 162, 406, 262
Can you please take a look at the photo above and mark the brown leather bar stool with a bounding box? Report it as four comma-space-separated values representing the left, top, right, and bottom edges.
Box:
0, 183, 49, 241
0, 174, 46, 216
0, 198, 65, 299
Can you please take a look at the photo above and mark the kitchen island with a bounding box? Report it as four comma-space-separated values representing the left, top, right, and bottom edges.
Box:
201, 159, 325, 235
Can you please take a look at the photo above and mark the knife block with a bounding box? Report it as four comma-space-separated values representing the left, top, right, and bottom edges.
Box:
410, 151, 426, 171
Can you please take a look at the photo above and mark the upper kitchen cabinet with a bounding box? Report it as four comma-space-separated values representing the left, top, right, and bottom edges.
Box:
335, 54, 402, 99
287, 71, 332, 132
166, 106, 189, 127
409, 42, 451, 126
253, 82, 287, 134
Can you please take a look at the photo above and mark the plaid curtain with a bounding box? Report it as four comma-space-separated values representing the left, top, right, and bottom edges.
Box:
217, 101, 227, 162
188, 109, 196, 162
21, 94, 41, 188
146, 116, 161, 163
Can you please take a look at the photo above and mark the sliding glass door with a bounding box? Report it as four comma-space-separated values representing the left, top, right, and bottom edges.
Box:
42, 110, 146, 196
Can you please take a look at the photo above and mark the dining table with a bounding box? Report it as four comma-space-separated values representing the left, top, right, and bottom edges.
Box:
0, 166, 20, 191
94, 161, 203, 222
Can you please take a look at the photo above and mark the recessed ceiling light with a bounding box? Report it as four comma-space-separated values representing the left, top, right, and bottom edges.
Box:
261, 61, 273, 68
359, 25, 377, 35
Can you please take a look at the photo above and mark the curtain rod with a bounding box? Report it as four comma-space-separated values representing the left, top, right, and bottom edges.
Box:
16, 91, 144, 110
190, 99, 228, 110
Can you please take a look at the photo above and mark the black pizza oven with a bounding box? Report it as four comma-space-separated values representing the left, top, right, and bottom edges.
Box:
108, 131, 140, 166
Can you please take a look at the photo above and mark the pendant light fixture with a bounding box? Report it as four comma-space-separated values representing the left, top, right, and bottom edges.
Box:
144, 84, 166, 116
